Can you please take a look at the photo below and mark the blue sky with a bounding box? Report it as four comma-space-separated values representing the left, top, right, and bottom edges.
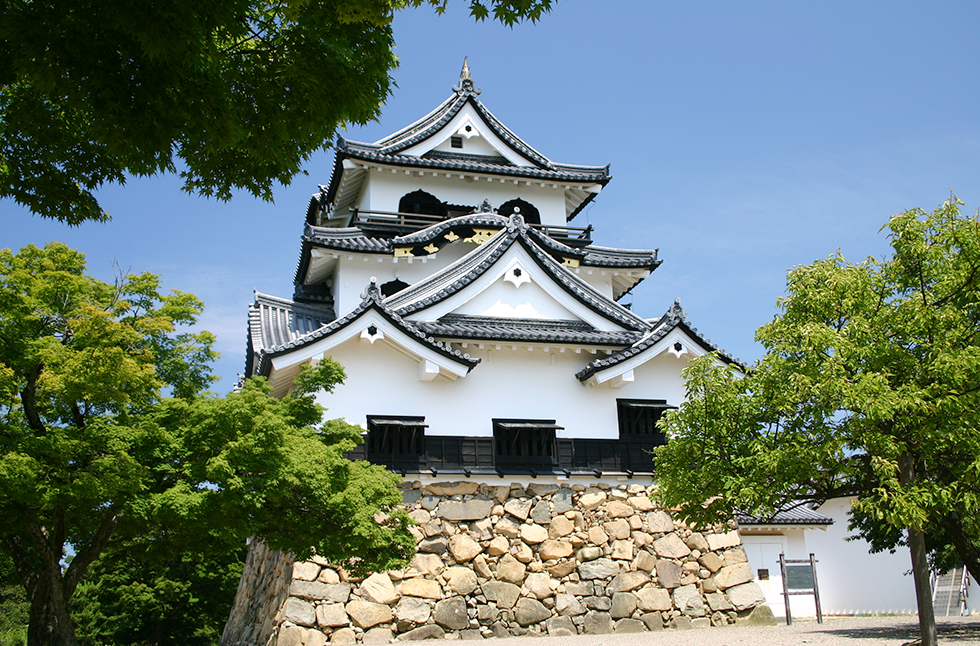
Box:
4, 1, 980, 389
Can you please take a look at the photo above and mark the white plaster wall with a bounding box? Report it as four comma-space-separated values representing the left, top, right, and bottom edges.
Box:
358, 168, 568, 226
315, 337, 688, 442
618, 352, 691, 406
453, 278, 578, 320
743, 531, 832, 619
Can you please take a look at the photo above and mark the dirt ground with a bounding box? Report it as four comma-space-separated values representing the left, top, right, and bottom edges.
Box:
401, 616, 980, 646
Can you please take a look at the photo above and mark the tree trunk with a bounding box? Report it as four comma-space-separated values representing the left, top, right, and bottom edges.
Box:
27, 567, 79, 646
908, 528, 937, 646
900, 452, 937, 646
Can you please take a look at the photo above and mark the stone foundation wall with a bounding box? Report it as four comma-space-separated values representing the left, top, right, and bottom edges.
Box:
222, 481, 773, 645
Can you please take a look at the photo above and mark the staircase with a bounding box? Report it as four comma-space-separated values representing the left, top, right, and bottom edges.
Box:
932, 565, 970, 617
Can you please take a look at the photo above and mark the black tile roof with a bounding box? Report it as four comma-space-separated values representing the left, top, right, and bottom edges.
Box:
575, 300, 744, 382
384, 213, 652, 333
418, 315, 642, 346
737, 504, 834, 526
248, 282, 479, 378
245, 292, 336, 377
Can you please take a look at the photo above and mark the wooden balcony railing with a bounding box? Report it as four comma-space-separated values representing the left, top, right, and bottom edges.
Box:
350, 209, 593, 246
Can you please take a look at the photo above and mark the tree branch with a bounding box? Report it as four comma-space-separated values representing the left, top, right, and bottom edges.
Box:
1, 533, 38, 599
63, 505, 121, 599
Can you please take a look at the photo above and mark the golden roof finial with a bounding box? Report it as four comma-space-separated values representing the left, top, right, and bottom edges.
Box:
461, 57, 471, 81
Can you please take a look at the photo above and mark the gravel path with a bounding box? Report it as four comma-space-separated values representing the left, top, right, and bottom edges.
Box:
402, 617, 980, 646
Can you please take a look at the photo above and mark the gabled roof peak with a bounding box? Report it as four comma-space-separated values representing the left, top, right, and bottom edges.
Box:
453, 57, 481, 96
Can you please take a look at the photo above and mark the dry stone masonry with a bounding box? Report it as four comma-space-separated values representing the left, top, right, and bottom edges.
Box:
221, 481, 775, 645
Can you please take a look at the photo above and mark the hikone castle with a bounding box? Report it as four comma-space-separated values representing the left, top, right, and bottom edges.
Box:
221, 63, 777, 646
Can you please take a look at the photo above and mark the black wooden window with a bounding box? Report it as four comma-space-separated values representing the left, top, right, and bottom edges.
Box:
398, 190, 448, 217
616, 399, 672, 472
366, 416, 426, 470
493, 419, 562, 468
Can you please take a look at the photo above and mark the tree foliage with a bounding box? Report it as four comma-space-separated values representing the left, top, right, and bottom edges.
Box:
0, 0, 554, 225
0, 243, 413, 646
655, 197, 980, 633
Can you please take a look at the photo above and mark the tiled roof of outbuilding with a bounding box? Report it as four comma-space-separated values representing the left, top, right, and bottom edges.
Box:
737, 505, 834, 526
418, 315, 642, 346
245, 292, 335, 377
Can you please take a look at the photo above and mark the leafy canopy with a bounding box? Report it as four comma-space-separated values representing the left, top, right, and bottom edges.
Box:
0, 243, 413, 646
655, 197, 980, 580
0, 0, 554, 225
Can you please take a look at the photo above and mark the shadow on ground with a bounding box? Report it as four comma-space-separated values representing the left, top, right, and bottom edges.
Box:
821, 620, 980, 643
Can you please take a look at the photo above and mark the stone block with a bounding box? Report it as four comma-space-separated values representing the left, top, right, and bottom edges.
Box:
362, 627, 393, 644
278, 625, 305, 646
402, 488, 422, 506
426, 481, 480, 496
487, 535, 509, 556
361, 572, 399, 605
583, 610, 613, 634
420, 495, 439, 511
448, 534, 482, 562
614, 618, 646, 633
656, 560, 684, 589
527, 483, 560, 496
669, 615, 693, 630
691, 617, 711, 629
606, 570, 650, 593
546, 560, 576, 578
652, 534, 691, 559
496, 553, 527, 584
588, 526, 609, 545
698, 552, 724, 573
726, 582, 766, 611
685, 532, 710, 552
737, 604, 777, 626
610, 592, 637, 619
634, 551, 657, 573
282, 598, 315, 626
290, 580, 350, 603
714, 563, 753, 590
524, 572, 555, 599
418, 536, 448, 554
329, 627, 356, 644
515, 598, 552, 626
552, 488, 574, 513
433, 597, 469, 630
605, 501, 634, 518
627, 496, 654, 511
548, 516, 574, 538
438, 499, 494, 521
504, 498, 532, 521
411, 553, 444, 576
645, 511, 674, 533
470, 518, 494, 540
447, 566, 478, 595
578, 491, 607, 510
555, 593, 587, 616
482, 581, 520, 609
546, 616, 577, 636
539, 539, 574, 560
563, 581, 593, 596
531, 500, 553, 524
636, 586, 671, 612
611, 539, 634, 560
305, 629, 328, 646
316, 603, 350, 628
723, 547, 748, 564
495, 516, 522, 539
578, 558, 619, 580
396, 624, 445, 641
473, 554, 493, 579
705, 530, 741, 551
672, 584, 705, 617
640, 612, 664, 631
292, 561, 321, 582
520, 523, 548, 544
345, 599, 391, 629
705, 591, 734, 612
395, 596, 431, 625
604, 518, 631, 540
584, 595, 611, 611
400, 577, 442, 599
459, 629, 483, 640
577, 546, 601, 561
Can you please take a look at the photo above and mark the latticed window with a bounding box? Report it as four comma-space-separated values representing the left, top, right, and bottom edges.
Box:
493, 419, 562, 468
366, 416, 426, 469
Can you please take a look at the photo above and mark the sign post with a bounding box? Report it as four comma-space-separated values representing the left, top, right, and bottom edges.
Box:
778, 553, 823, 625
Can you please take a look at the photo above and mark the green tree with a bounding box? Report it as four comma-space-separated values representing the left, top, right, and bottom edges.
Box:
0, 551, 28, 646
655, 197, 980, 646
0, 243, 414, 646
0, 0, 553, 225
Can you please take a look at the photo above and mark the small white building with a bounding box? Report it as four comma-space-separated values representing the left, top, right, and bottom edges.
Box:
244, 62, 739, 483
739, 499, 979, 617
